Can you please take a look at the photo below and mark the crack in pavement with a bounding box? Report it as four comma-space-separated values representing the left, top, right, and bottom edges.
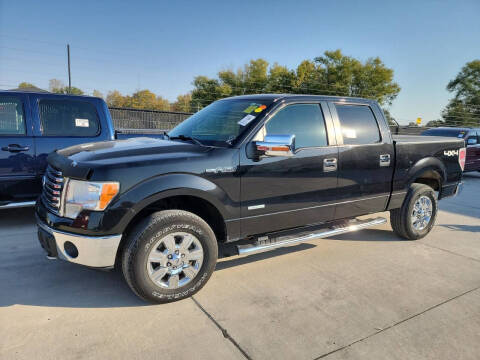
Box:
314, 285, 480, 359
191, 296, 252, 360
417, 241, 480, 264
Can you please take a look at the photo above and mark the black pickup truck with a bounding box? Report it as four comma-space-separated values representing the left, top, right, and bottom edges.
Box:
35, 94, 465, 303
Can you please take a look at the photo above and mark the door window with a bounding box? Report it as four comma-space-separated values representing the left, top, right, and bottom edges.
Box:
336, 104, 381, 145
256, 104, 328, 148
0, 96, 25, 135
39, 99, 100, 136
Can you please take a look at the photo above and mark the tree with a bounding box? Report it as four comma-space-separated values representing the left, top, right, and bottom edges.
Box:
48, 78, 84, 95
442, 60, 480, 127
172, 93, 192, 112
18, 82, 37, 89
93, 90, 103, 98
190, 50, 400, 109
106, 90, 126, 107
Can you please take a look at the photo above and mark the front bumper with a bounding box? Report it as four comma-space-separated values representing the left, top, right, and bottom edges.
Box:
37, 217, 122, 268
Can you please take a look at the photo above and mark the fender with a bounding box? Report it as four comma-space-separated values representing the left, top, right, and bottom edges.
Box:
100, 173, 238, 235
405, 156, 446, 188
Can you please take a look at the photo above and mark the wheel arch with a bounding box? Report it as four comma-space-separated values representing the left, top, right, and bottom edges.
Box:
407, 157, 446, 191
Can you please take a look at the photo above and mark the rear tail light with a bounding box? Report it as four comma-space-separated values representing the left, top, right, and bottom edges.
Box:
459, 147, 466, 171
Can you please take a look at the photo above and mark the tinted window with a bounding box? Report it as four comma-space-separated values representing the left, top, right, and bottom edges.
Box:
39, 99, 100, 136
336, 104, 380, 145
263, 104, 328, 148
0, 96, 25, 135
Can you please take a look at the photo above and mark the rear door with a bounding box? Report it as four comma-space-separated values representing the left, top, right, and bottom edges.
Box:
329, 102, 395, 219
239, 101, 338, 236
0, 93, 36, 203
31, 95, 105, 177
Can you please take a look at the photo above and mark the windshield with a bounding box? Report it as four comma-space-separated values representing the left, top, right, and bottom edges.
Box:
168, 98, 273, 146
422, 128, 468, 138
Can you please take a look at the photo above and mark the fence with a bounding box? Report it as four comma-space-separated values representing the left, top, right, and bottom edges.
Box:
109, 107, 464, 136
109, 107, 192, 131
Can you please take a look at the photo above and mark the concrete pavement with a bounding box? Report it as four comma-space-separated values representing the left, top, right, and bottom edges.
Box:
1, 173, 479, 360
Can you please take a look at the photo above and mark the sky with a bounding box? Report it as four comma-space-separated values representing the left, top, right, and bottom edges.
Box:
1, 0, 479, 124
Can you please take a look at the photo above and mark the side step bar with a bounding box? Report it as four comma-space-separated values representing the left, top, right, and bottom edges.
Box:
0, 201, 36, 209
236, 217, 387, 256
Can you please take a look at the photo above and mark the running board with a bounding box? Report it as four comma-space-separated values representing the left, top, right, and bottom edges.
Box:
0, 201, 36, 209
236, 217, 387, 256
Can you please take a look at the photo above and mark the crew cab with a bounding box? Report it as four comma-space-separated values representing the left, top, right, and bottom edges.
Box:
0, 90, 161, 209
35, 94, 465, 303
422, 127, 480, 172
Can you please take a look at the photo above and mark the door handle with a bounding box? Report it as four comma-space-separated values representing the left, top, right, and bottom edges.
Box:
1, 144, 30, 153
323, 158, 337, 172
379, 154, 391, 167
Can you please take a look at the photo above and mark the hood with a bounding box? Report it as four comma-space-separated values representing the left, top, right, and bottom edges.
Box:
57, 137, 209, 163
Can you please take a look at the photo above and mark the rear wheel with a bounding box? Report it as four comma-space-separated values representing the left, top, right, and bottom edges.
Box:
122, 210, 218, 303
390, 183, 438, 240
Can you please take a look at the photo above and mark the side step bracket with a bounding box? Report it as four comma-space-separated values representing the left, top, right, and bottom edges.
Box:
235, 217, 387, 256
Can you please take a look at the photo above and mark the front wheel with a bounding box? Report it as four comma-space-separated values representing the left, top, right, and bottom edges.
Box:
122, 210, 218, 303
390, 183, 438, 240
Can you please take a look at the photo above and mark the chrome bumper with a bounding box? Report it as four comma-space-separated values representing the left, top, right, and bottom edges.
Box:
37, 221, 122, 268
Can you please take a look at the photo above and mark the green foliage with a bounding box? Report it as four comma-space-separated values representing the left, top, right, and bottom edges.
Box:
106, 89, 170, 111
18, 82, 37, 89
190, 50, 400, 110
48, 78, 84, 95
93, 90, 103, 98
442, 60, 480, 127
172, 93, 192, 112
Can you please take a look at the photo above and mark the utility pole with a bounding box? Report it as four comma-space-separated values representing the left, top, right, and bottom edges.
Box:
67, 44, 71, 94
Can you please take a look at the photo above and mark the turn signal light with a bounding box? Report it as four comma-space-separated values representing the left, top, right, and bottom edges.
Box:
459, 147, 466, 171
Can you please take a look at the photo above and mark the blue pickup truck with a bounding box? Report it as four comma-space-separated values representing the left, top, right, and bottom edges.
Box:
0, 90, 163, 209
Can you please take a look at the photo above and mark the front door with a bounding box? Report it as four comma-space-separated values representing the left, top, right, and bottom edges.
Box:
239, 102, 338, 237
0, 93, 36, 203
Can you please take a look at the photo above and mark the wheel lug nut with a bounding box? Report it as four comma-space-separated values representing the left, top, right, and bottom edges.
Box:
168, 254, 172, 259
175, 250, 179, 255
181, 254, 185, 258
167, 262, 171, 266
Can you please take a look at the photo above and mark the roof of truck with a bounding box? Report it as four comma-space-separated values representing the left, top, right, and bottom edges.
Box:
221, 93, 376, 104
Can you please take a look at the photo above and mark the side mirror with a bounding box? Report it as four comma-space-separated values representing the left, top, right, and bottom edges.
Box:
467, 138, 478, 146
255, 134, 295, 157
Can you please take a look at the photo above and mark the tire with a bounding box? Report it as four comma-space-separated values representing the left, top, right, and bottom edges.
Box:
122, 210, 218, 303
390, 183, 438, 240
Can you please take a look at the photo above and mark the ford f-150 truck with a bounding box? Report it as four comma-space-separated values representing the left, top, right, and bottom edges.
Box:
35, 94, 465, 303
0, 90, 161, 208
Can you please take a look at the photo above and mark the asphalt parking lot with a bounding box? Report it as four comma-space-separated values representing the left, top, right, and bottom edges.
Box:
1, 173, 479, 360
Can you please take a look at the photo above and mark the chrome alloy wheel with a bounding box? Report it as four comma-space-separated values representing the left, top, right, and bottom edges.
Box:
146, 232, 204, 289
411, 195, 433, 231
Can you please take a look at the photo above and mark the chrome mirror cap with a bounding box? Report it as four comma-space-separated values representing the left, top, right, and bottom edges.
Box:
256, 134, 295, 157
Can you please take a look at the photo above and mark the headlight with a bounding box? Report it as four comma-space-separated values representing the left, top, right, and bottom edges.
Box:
64, 179, 120, 219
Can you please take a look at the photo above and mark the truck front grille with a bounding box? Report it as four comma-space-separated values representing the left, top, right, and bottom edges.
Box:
41, 165, 65, 215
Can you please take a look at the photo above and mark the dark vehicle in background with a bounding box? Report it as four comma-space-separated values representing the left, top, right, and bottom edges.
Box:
0, 91, 163, 209
421, 127, 480, 172
35, 94, 465, 303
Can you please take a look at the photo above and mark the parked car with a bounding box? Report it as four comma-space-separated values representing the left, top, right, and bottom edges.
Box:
0, 90, 163, 208
421, 127, 480, 172
35, 94, 465, 303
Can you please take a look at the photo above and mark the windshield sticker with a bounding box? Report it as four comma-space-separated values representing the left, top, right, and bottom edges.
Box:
243, 104, 259, 114
458, 132, 465, 138
75, 118, 90, 127
238, 114, 256, 126
254, 104, 267, 113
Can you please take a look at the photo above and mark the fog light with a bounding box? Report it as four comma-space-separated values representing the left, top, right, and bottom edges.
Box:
64, 241, 79, 258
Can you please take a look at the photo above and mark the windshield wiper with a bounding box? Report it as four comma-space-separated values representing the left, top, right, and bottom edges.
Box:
169, 134, 204, 146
